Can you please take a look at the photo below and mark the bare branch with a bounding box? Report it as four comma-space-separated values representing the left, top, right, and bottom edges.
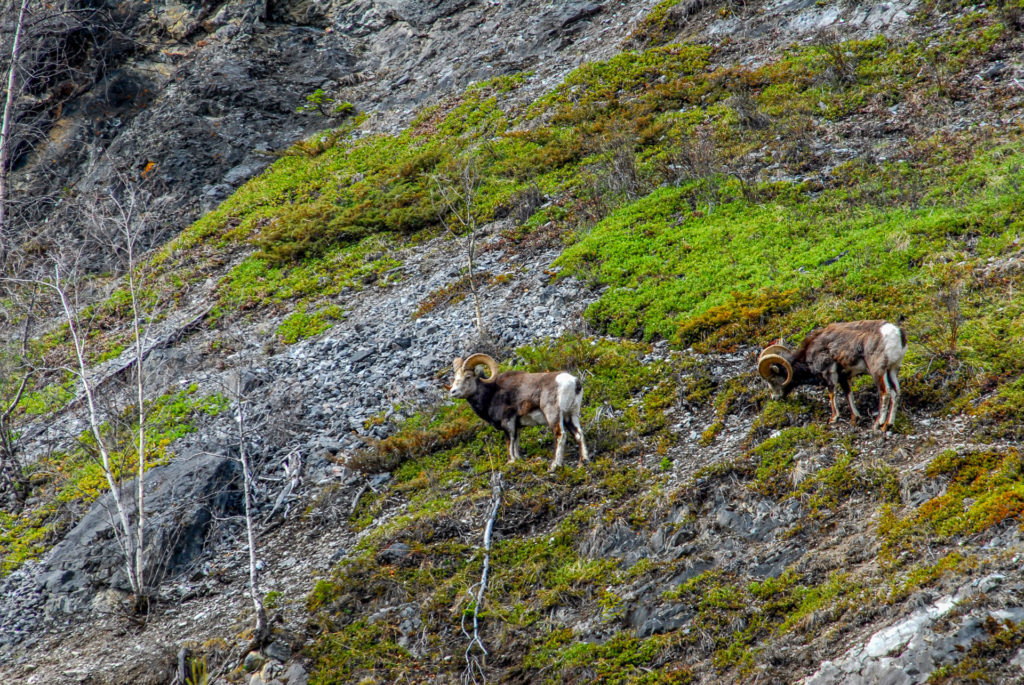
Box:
462, 471, 502, 685
52, 260, 143, 599
234, 381, 270, 647
0, 0, 30, 263
431, 151, 486, 336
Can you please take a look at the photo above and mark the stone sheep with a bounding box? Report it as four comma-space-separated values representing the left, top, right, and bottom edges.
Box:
449, 354, 589, 471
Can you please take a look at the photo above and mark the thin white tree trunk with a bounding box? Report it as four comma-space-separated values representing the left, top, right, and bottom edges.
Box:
433, 153, 485, 336
236, 394, 268, 642
0, 0, 31, 255
462, 472, 502, 685
54, 264, 141, 597
125, 217, 147, 600
466, 228, 483, 336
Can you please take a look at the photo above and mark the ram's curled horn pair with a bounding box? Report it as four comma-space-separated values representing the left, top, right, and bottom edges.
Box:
449, 353, 589, 472
757, 320, 908, 431
757, 345, 792, 386
453, 354, 499, 381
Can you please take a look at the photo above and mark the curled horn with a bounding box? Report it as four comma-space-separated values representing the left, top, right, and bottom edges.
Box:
758, 346, 792, 385
463, 353, 499, 382
759, 344, 789, 360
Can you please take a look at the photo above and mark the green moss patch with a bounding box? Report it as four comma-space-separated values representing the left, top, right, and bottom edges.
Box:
0, 386, 228, 575
880, 447, 1024, 566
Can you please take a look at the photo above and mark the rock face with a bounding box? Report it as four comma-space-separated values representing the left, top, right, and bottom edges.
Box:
804, 575, 1024, 685
34, 451, 240, 616
5, 0, 656, 257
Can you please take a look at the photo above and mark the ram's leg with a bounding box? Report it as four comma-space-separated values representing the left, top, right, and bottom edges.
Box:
550, 422, 567, 472
839, 376, 861, 424
507, 422, 519, 463
873, 373, 889, 430
886, 369, 901, 429
879, 369, 899, 431
569, 414, 590, 466
825, 365, 840, 424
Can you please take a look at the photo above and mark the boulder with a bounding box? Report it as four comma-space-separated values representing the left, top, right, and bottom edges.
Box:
38, 450, 241, 615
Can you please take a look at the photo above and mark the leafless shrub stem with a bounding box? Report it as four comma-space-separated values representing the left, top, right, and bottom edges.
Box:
462, 471, 503, 685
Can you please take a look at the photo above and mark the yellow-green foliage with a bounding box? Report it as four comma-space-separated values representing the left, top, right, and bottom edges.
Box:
659, 568, 867, 673
0, 508, 52, 575
559, 141, 1024, 343
629, 0, 684, 47
308, 620, 413, 684
277, 304, 344, 344
927, 617, 1024, 684
751, 425, 830, 496
527, 44, 713, 123
888, 552, 971, 602
19, 375, 76, 416
307, 335, 691, 682
0, 386, 228, 575
524, 630, 692, 685
29, 5, 1024, 678
81, 5, 1021, 388
214, 234, 400, 321
880, 447, 1024, 565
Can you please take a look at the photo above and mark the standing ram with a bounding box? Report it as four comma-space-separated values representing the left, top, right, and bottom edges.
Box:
757, 320, 907, 430
449, 354, 589, 471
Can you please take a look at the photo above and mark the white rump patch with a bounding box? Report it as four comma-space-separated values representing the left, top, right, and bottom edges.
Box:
880, 322, 906, 365
556, 372, 581, 413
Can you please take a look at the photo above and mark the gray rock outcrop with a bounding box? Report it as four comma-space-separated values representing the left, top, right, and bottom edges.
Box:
35, 451, 241, 616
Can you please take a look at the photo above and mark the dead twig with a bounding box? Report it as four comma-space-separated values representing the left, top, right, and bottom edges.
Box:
462, 471, 503, 685
350, 481, 370, 516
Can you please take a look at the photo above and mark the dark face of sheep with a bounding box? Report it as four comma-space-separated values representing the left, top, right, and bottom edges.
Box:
449, 354, 500, 399
761, 368, 789, 400
757, 345, 793, 400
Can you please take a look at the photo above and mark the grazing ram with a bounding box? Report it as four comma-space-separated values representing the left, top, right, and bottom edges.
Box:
757, 320, 907, 430
449, 354, 589, 471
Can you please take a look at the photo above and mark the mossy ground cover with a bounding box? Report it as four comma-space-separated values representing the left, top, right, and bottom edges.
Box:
307, 336, 693, 682
927, 617, 1024, 683
292, 8, 1024, 677
880, 446, 1024, 571
656, 568, 871, 674
305, 326, 967, 682
27, 1, 1023, 372
5, 0, 1024, 679
558, 141, 1024, 361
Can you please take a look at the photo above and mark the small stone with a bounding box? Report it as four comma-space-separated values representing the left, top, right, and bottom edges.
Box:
980, 61, 1007, 80
244, 651, 266, 673
265, 640, 292, 662
260, 660, 282, 680
378, 542, 412, 564
977, 573, 1005, 594
281, 662, 309, 685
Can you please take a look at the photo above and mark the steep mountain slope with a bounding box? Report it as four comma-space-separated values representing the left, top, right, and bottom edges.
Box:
4, 0, 1024, 683
3, 0, 655, 256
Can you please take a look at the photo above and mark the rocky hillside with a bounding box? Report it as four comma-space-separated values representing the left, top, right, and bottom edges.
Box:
3, 0, 653, 254
4, 0, 1024, 683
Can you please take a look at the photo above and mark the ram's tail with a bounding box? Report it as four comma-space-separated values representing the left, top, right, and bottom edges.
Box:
555, 372, 582, 418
